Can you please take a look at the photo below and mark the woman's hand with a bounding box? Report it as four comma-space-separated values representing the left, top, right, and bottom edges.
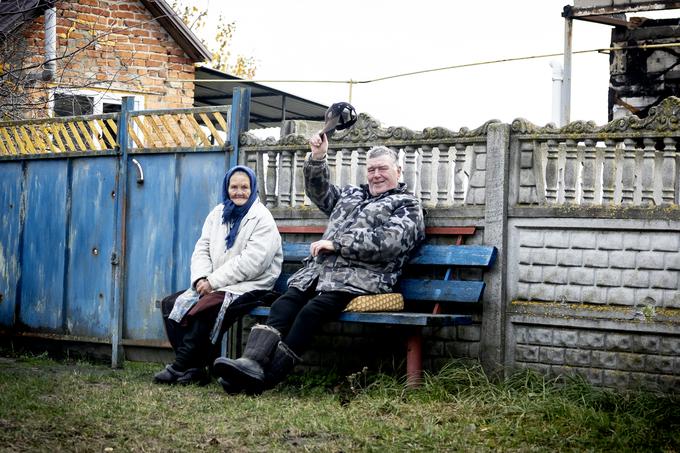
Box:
310, 240, 335, 257
196, 278, 213, 296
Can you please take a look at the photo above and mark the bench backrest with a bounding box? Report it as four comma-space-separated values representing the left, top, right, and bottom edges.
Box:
275, 238, 497, 307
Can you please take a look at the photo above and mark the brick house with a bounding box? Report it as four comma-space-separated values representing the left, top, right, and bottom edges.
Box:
0, 0, 211, 119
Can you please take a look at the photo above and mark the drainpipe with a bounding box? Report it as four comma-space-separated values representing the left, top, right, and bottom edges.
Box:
42, 4, 57, 81
550, 61, 563, 127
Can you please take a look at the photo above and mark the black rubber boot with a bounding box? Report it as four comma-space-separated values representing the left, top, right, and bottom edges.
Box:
263, 341, 301, 390
213, 324, 281, 393
217, 377, 241, 395
153, 364, 210, 386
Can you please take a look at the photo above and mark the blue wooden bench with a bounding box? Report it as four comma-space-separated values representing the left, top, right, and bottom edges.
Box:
236, 226, 497, 387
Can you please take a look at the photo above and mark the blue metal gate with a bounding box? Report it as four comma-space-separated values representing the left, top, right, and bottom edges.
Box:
0, 88, 251, 365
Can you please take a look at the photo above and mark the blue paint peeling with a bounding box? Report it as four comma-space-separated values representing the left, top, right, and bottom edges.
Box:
123, 154, 177, 340
0, 162, 23, 327
20, 160, 68, 330
66, 157, 117, 337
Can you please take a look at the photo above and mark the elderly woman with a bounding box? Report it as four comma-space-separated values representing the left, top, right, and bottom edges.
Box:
154, 165, 282, 386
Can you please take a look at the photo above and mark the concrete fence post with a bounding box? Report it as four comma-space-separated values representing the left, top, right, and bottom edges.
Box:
480, 123, 510, 377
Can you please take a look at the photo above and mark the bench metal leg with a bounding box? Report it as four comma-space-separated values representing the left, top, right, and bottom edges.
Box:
406, 331, 423, 388
220, 317, 245, 359
220, 330, 230, 357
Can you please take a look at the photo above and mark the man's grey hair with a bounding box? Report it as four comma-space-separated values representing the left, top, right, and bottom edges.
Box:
367, 146, 399, 166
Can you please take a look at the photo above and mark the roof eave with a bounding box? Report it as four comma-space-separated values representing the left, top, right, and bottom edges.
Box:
139, 0, 212, 63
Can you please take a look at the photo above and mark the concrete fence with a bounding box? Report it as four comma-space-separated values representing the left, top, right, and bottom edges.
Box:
239, 97, 680, 392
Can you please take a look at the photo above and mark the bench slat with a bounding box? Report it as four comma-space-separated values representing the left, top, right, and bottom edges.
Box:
274, 276, 485, 303
409, 245, 496, 267
400, 279, 485, 303
249, 306, 473, 327
282, 243, 312, 261
281, 243, 497, 268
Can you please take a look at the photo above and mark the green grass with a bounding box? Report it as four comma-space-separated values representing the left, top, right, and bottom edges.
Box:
0, 353, 678, 452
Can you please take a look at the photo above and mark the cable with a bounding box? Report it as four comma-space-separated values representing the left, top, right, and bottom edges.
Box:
194, 41, 680, 86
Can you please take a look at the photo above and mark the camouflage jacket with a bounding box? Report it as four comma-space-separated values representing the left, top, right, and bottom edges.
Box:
287, 157, 425, 294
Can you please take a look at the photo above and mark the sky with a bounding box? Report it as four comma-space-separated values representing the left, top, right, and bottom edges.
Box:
191, 1, 679, 132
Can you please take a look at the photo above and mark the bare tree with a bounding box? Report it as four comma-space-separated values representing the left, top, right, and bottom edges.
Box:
0, 1, 134, 119
171, 1, 257, 78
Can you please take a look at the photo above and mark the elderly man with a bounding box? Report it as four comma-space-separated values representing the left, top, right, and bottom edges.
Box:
214, 134, 425, 394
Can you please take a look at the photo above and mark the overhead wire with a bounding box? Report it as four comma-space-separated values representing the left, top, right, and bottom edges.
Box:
192, 42, 680, 101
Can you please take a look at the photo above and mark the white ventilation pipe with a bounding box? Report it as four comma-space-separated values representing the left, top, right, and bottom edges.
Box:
43, 6, 56, 81
550, 61, 564, 127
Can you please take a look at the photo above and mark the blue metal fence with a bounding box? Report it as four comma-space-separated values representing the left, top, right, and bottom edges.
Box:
0, 88, 251, 365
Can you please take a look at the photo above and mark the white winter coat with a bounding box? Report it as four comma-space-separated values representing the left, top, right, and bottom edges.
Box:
190, 199, 282, 294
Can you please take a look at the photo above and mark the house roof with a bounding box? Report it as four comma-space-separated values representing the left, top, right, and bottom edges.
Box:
139, 0, 211, 62
194, 66, 328, 129
0, 0, 211, 63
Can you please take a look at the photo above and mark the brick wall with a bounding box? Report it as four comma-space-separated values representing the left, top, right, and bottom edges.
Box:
240, 318, 483, 379
20, 0, 195, 116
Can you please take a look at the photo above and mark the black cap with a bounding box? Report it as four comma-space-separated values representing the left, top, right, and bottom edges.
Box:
319, 102, 357, 138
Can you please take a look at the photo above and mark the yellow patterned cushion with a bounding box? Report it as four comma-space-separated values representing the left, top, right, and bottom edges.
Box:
344, 293, 404, 312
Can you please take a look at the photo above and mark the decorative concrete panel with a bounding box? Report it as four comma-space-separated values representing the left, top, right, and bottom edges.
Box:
565, 349, 592, 367
553, 329, 579, 347
512, 322, 680, 392
514, 228, 679, 307
557, 249, 583, 267
540, 347, 565, 365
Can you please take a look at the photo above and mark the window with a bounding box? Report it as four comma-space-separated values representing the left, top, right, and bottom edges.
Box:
51, 90, 142, 117
54, 94, 95, 116
50, 91, 143, 150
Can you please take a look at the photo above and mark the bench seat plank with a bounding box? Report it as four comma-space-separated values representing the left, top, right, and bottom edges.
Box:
249, 306, 473, 327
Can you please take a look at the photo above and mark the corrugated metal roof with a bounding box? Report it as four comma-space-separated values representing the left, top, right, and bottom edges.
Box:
194, 66, 328, 129
566, 1, 680, 18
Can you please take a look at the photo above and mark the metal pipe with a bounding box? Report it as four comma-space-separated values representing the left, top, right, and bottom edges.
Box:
406, 333, 423, 387
43, 6, 57, 81
550, 61, 564, 126
561, 17, 573, 126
